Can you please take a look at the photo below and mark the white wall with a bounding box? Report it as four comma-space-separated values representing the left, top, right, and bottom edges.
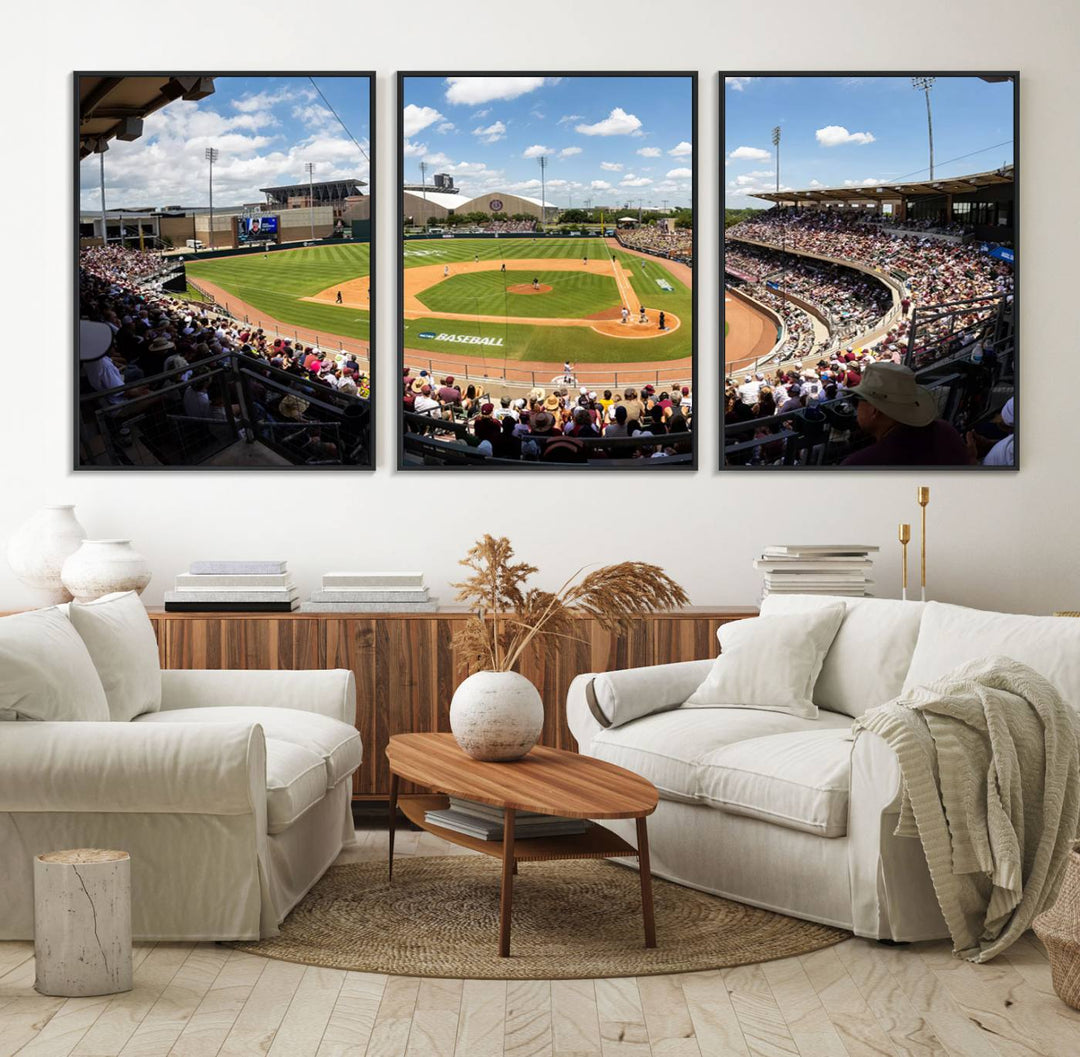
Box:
3, 0, 1077, 616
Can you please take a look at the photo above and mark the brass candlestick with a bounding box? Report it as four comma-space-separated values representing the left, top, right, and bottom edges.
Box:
898, 523, 911, 601
917, 486, 930, 601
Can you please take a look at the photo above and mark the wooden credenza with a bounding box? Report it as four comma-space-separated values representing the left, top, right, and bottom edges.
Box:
142, 607, 757, 798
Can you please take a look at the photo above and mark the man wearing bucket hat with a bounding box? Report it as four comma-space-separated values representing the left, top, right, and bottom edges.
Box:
841, 362, 972, 466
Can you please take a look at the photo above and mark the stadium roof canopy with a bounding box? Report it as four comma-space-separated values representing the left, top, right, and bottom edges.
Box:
401, 189, 465, 212
751, 165, 1013, 205
79, 76, 216, 159
260, 178, 367, 202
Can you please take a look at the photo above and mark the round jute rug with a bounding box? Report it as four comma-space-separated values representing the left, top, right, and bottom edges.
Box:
232, 856, 849, 979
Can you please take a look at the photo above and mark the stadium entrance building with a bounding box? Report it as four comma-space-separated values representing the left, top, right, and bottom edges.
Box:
751, 166, 1014, 243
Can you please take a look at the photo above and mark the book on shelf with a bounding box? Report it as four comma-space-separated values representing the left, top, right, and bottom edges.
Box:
298, 600, 438, 613
761, 545, 879, 557
165, 588, 299, 603
176, 573, 294, 589
309, 588, 430, 604
423, 807, 588, 841
321, 571, 424, 589
163, 600, 300, 613
189, 560, 288, 575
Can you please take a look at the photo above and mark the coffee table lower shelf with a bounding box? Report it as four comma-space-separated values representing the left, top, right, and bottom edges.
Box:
398, 795, 638, 861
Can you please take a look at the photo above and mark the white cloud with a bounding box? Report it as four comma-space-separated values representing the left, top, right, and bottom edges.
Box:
725, 77, 755, 92
472, 120, 507, 144
421, 151, 451, 166
522, 144, 550, 158
600, 161, 623, 171
471, 108, 490, 119
557, 114, 583, 125
590, 180, 612, 190
445, 77, 548, 105
636, 146, 662, 158
729, 145, 772, 162
668, 141, 692, 158
232, 88, 296, 113
843, 178, 883, 187
402, 139, 428, 157
558, 146, 582, 158
808, 179, 824, 188
666, 167, 692, 179
291, 104, 332, 131
444, 161, 493, 176
436, 121, 455, 134
403, 104, 443, 138
575, 108, 642, 137
507, 178, 543, 191
816, 125, 876, 147
620, 175, 652, 187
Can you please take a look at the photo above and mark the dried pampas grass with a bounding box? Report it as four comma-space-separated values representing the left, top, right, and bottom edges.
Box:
453, 535, 688, 673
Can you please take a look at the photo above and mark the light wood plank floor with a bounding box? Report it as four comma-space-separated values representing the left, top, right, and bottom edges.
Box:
3, 825, 1078, 1057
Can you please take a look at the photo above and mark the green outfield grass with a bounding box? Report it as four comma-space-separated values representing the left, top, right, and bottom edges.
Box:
403, 238, 691, 363
186, 243, 370, 342
418, 270, 619, 320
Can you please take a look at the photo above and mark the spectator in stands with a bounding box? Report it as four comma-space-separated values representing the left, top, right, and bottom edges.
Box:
841, 363, 973, 466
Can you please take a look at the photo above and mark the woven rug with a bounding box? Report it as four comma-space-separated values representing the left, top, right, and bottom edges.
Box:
232, 856, 849, 979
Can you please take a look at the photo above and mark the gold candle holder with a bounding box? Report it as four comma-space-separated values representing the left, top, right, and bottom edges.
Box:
898, 523, 911, 601
917, 486, 930, 601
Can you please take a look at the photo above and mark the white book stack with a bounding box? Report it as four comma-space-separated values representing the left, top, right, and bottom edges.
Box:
164, 561, 299, 612
299, 572, 438, 613
753, 545, 879, 599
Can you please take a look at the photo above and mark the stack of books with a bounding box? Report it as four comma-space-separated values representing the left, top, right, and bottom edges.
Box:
299, 571, 437, 613
424, 797, 589, 841
754, 545, 878, 598
164, 560, 298, 612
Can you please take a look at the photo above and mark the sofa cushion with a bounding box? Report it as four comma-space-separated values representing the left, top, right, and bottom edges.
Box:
0, 608, 110, 722
136, 705, 362, 788
265, 739, 328, 833
589, 706, 852, 804
684, 606, 845, 719
68, 592, 162, 721
698, 729, 854, 837
588, 659, 715, 729
761, 594, 925, 717
902, 602, 1080, 711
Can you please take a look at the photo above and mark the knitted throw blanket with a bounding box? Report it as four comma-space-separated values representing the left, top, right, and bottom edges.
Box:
855, 656, 1080, 962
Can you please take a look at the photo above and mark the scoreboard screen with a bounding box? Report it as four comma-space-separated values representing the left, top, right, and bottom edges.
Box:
237, 215, 278, 243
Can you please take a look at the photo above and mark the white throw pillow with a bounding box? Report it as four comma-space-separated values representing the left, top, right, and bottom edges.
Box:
0, 607, 110, 721
68, 592, 162, 722
683, 605, 846, 719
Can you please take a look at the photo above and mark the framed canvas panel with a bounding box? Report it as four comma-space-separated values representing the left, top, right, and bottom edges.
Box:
76, 72, 375, 469
722, 72, 1018, 470
398, 71, 697, 470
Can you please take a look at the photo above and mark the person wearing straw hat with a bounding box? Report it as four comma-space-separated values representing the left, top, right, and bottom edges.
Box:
841, 362, 972, 466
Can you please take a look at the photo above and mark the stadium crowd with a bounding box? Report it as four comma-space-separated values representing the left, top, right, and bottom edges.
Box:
616, 226, 693, 266
480, 219, 537, 233
402, 368, 693, 463
78, 245, 370, 463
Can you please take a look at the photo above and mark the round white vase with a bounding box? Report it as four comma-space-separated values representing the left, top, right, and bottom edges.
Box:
450, 670, 544, 762
61, 540, 152, 603
6, 505, 87, 605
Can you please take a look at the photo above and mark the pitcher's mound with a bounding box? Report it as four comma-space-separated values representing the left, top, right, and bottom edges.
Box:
508, 283, 552, 295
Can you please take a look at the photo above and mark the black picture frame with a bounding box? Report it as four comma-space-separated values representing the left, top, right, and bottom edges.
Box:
74, 70, 376, 471
397, 70, 698, 471
720, 70, 1019, 471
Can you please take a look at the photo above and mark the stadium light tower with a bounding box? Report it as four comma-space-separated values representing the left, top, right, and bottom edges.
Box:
95, 138, 109, 246
305, 162, 316, 242
205, 147, 219, 250
537, 155, 548, 232
772, 125, 783, 259
912, 77, 936, 179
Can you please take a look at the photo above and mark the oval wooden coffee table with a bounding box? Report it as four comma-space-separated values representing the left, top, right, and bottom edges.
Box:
386, 732, 659, 958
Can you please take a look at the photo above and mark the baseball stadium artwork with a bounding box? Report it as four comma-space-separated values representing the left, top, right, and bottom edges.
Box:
723, 73, 1017, 470
76, 73, 374, 469
398, 72, 697, 469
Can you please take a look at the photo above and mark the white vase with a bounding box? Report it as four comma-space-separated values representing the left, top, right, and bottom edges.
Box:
61, 540, 152, 603
449, 670, 544, 762
6, 505, 87, 605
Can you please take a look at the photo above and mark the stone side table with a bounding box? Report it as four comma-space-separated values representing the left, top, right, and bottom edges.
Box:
34, 849, 133, 997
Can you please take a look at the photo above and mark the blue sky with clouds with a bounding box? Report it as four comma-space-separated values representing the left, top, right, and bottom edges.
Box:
402, 75, 693, 209
79, 75, 370, 210
725, 75, 1014, 207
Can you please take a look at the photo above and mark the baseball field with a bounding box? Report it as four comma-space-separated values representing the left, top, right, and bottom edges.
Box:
400, 237, 691, 366
185, 243, 371, 345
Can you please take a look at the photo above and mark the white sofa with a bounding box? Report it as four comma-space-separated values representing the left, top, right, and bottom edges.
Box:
567, 596, 1080, 941
0, 595, 361, 942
